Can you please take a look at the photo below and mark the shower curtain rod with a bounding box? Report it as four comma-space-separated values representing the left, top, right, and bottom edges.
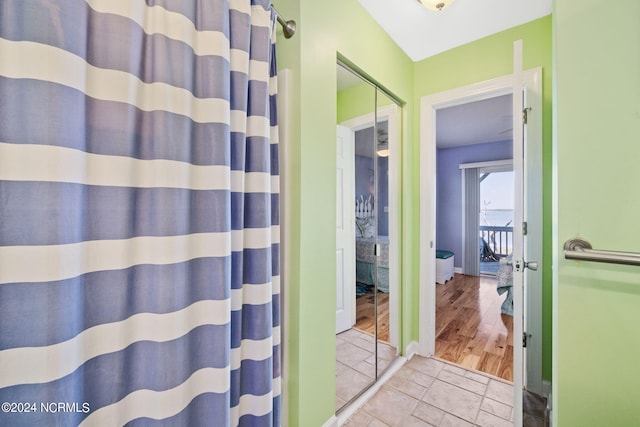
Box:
272, 6, 296, 39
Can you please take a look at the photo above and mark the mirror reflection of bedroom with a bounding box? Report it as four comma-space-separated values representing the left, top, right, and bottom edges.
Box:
352, 119, 393, 343
337, 119, 396, 407
433, 94, 515, 382
335, 62, 398, 412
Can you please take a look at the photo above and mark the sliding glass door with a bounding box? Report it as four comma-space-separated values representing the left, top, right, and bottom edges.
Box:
479, 169, 514, 275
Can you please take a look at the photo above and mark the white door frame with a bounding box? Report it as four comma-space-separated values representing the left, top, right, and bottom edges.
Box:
341, 103, 400, 348
336, 125, 356, 334
418, 68, 543, 401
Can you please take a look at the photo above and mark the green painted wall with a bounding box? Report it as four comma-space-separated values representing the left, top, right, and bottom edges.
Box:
337, 82, 396, 124
412, 16, 553, 382
553, 0, 640, 425
337, 82, 375, 124
274, 0, 413, 425
276, 3, 555, 423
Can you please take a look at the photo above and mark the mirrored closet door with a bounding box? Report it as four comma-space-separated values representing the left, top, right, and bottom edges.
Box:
335, 61, 400, 413
374, 88, 398, 379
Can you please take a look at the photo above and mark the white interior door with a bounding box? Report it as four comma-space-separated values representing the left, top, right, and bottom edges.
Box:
336, 125, 355, 334
512, 39, 532, 427
523, 72, 544, 396
515, 45, 545, 420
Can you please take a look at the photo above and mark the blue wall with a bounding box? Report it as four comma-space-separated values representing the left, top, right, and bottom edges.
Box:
436, 140, 512, 268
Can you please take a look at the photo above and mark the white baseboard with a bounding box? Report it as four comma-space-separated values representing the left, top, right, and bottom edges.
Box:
405, 340, 420, 359
454, 267, 463, 274
322, 415, 338, 427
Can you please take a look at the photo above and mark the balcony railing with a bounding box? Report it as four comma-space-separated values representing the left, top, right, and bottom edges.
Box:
480, 225, 513, 258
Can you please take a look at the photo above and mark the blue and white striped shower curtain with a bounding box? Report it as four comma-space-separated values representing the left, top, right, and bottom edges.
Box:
0, 0, 280, 425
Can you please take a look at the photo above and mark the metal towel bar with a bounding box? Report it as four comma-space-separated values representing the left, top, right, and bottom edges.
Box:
563, 238, 640, 266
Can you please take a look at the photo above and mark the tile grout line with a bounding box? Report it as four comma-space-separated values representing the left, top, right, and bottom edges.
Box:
435, 358, 516, 425
344, 357, 516, 427
410, 360, 478, 427
435, 365, 512, 426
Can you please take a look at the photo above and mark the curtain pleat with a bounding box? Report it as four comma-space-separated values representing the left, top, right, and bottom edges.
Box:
0, 1, 280, 425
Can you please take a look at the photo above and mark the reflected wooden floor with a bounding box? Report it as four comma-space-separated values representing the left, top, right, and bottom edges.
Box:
354, 290, 389, 343
434, 274, 513, 382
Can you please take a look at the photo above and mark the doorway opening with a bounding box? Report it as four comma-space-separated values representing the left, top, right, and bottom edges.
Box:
433, 94, 515, 381
419, 68, 544, 426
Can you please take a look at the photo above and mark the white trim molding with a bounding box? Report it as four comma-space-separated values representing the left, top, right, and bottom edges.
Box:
418, 67, 544, 390
322, 416, 338, 427
459, 159, 513, 170
405, 341, 420, 361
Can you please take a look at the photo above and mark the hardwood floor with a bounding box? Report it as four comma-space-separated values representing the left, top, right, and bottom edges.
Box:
354, 290, 390, 343
434, 274, 513, 382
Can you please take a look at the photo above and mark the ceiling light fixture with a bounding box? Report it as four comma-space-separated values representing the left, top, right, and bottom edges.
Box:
376, 141, 389, 157
419, 0, 455, 11
377, 129, 389, 157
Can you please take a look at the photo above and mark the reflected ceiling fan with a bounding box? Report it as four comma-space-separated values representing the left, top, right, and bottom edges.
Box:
376, 128, 389, 157
498, 114, 513, 135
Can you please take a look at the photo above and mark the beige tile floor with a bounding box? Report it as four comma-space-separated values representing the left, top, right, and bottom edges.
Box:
342, 356, 515, 427
336, 328, 397, 409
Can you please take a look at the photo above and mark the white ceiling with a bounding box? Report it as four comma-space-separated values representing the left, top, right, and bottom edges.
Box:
436, 94, 513, 148
337, 1, 550, 149
358, 0, 551, 62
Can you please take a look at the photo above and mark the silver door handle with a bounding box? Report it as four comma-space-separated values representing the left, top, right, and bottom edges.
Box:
501, 259, 538, 271
564, 238, 640, 266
